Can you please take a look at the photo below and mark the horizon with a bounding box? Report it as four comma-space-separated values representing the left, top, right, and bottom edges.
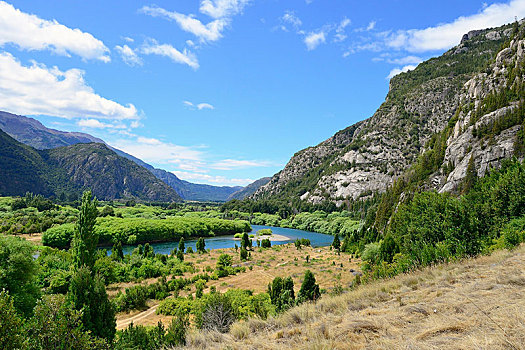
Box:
0, 0, 524, 186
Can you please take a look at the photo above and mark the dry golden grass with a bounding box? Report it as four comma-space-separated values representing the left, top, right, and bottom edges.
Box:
177, 245, 525, 350
114, 244, 358, 329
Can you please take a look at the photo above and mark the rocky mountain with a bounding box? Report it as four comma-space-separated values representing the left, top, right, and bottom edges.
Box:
0, 129, 181, 201
0, 111, 243, 201
227, 177, 271, 201
150, 168, 242, 202
253, 21, 523, 205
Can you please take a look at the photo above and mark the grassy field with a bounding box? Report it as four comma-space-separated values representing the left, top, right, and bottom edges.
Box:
112, 243, 361, 329
177, 245, 525, 350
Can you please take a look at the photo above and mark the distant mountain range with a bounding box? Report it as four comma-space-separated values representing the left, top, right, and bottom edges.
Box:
0, 111, 266, 201
227, 177, 271, 201
0, 129, 181, 201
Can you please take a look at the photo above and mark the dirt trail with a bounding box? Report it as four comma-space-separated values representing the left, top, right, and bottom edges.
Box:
116, 304, 160, 329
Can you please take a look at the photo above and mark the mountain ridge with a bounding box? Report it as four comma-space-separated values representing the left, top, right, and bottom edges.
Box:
0, 128, 181, 202
253, 21, 522, 207
0, 111, 245, 202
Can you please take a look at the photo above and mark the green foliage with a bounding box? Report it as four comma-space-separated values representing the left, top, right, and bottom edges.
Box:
261, 238, 271, 248
165, 314, 189, 346
257, 228, 272, 235
267, 276, 295, 312
157, 289, 274, 327
176, 249, 184, 261
71, 191, 99, 270
332, 234, 341, 250
297, 270, 320, 303
24, 294, 108, 350
68, 267, 116, 342
240, 247, 248, 261
0, 291, 23, 350
196, 237, 206, 253
294, 238, 311, 249
43, 216, 251, 248
0, 235, 40, 317
365, 159, 525, 279
178, 237, 185, 253
216, 254, 233, 277
241, 232, 252, 250
115, 322, 165, 350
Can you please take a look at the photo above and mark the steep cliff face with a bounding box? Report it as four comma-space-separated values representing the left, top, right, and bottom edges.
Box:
436, 31, 525, 193
254, 21, 519, 204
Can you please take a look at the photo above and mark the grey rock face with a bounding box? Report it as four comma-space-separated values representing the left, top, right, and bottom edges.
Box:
254, 22, 521, 204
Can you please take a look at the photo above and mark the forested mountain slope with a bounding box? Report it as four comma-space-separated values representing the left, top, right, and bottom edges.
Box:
0, 111, 242, 201
0, 129, 181, 201
253, 21, 521, 206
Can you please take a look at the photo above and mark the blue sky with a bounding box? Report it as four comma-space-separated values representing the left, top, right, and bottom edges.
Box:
0, 0, 524, 186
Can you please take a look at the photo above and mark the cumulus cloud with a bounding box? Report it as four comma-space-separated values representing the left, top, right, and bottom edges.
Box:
0, 1, 110, 62
141, 40, 199, 69
385, 0, 525, 52
115, 45, 143, 66
366, 21, 376, 31
0, 52, 138, 120
111, 136, 203, 165
386, 64, 417, 79
199, 0, 251, 19
77, 119, 127, 129
304, 31, 326, 50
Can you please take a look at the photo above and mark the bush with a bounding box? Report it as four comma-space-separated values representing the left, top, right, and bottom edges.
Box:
261, 238, 271, 248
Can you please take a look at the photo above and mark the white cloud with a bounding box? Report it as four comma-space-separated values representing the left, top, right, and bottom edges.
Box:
386, 55, 423, 65
210, 159, 270, 170
77, 119, 127, 129
304, 31, 326, 50
199, 0, 250, 19
141, 5, 228, 43
334, 17, 351, 42
387, 64, 417, 79
183, 100, 215, 110
171, 170, 254, 186
281, 11, 302, 30
112, 137, 203, 165
366, 21, 376, 31
197, 103, 214, 110
141, 40, 199, 69
115, 45, 143, 66
0, 1, 110, 62
0, 52, 138, 120
386, 0, 525, 52
123, 36, 134, 43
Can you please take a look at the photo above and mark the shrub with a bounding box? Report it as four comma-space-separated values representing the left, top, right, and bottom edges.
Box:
261, 238, 271, 248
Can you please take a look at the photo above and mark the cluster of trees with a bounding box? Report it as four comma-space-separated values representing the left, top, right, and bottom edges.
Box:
267, 270, 320, 312
359, 158, 525, 279
0, 191, 200, 348
158, 288, 273, 331
43, 216, 251, 248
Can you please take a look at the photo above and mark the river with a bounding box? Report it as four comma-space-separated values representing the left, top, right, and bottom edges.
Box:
115, 225, 334, 255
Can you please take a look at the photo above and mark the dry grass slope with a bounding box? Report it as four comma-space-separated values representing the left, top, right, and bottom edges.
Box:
179, 245, 525, 350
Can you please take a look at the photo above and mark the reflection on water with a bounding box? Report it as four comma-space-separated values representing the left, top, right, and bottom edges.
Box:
113, 225, 334, 255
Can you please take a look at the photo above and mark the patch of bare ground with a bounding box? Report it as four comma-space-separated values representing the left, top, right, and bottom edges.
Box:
177, 245, 525, 350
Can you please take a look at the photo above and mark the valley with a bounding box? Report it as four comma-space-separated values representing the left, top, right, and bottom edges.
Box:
0, 12, 524, 350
